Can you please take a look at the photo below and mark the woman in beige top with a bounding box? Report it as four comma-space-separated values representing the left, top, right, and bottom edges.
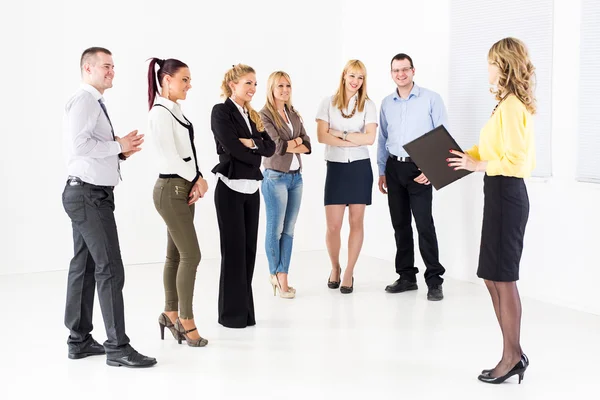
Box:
259, 71, 311, 299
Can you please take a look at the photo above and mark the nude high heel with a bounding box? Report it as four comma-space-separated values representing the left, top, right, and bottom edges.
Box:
269, 275, 295, 299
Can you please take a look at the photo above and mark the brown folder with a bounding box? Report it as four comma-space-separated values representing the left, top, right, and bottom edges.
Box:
402, 125, 472, 190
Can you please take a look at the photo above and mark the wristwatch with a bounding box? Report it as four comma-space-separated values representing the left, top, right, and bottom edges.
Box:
342, 130, 348, 141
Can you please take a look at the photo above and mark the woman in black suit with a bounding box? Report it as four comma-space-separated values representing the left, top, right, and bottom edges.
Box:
211, 64, 276, 328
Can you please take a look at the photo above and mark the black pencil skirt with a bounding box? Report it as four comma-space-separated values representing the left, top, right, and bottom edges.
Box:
477, 175, 530, 282
324, 159, 373, 206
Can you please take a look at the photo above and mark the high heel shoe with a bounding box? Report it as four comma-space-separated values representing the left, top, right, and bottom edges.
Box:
174, 318, 208, 347
158, 313, 180, 340
340, 277, 354, 294
478, 355, 528, 384
481, 353, 529, 375
269, 275, 295, 299
327, 268, 342, 289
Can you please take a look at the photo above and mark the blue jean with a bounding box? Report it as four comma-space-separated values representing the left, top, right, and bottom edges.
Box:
261, 169, 303, 274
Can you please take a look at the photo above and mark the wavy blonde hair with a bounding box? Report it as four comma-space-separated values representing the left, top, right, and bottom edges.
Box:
221, 64, 265, 131
488, 37, 537, 115
333, 60, 369, 112
264, 71, 300, 129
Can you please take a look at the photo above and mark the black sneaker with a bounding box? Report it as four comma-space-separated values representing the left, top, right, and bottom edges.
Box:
427, 285, 444, 301
385, 279, 418, 293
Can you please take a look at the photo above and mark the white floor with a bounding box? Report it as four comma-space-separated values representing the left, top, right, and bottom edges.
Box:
1, 251, 599, 399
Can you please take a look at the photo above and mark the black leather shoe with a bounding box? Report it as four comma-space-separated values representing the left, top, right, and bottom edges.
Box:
68, 337, 106, 359
427, 285, 444, 301
385, 279, 418, 293
106, 350, 157, 368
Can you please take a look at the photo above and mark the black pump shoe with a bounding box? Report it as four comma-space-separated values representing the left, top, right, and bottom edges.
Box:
328, 268, 342, 289
482, 353, 529, 375
340, 278, 354, 294
478, 355, 528, 384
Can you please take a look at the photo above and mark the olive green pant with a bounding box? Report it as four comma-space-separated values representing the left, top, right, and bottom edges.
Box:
153, 177, 201, 319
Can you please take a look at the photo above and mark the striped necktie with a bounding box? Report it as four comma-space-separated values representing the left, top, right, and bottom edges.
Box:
98, 98, 122, 180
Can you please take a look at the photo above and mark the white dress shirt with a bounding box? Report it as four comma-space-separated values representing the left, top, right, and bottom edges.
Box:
148, 96, 199, 182
64, 84, 122, 186
216, 98, 260, 194
315, 94, 378, 163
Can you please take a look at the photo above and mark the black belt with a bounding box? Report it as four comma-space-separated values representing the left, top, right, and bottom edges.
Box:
159, 174, 184, 179
266, 168, 301, 174
159, 173, 202, 181
389, 155, 413, 163
66, 176, 114, 190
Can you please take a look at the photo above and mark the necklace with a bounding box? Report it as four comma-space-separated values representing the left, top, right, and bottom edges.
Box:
491, 94, 509, 116
340, 98, 358, 119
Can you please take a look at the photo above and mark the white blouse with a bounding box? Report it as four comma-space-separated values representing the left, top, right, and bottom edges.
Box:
148, 96, 199, 182
315, 94, 378, 163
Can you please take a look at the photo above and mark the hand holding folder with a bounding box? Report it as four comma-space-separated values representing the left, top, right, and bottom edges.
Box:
402, 125, 472, 190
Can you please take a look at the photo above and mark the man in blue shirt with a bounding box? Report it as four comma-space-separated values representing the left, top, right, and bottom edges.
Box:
377, 53, 446, 301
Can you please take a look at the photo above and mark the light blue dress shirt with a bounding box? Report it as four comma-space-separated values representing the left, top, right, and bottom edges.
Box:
377, 83, 448, 176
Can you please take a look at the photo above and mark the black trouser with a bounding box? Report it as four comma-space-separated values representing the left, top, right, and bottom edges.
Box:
214, 179, 260, 328
62, 182, 130, 356
385, 158, 445, 286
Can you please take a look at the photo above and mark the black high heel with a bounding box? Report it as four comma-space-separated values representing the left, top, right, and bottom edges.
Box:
481, 353, 529, 375
478, 356, 528, 384
327, 268, 342, 289
340, 277, 354, 294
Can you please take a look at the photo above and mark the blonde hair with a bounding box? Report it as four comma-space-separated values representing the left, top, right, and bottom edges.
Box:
333, 60, 369, 112
221, 63, 265, 131
488, 38, 537, 115
264, 71, 299, 129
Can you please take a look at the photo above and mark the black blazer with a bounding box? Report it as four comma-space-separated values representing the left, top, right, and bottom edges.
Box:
211, 98, 276, 180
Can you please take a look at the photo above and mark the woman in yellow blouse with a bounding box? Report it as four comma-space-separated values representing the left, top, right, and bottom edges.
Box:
448, 38, 535, 385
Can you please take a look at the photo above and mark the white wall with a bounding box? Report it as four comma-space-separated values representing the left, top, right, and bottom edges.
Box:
341, 0, 451, 264
2, 0, 598, 317
362, 0, 600, 316
0, 0, 345, 275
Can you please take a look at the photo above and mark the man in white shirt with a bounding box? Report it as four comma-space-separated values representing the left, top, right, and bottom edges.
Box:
62, 47, 156, 368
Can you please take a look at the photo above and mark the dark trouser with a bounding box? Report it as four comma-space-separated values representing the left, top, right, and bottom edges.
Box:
385, 158, 445, 286
62, 182, 130, 356
153, 177, 201, 319
214, 179, 259, 328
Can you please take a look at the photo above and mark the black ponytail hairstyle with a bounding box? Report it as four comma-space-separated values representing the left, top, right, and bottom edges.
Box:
147, 58, 188, 110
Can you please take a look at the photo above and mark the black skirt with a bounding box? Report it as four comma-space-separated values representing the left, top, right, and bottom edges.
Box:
324, 159, 373, 206
477, 175, 529, 282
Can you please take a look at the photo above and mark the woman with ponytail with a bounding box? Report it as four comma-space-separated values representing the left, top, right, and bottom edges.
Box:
147, 58, 209, 346
210, 64, 276, 328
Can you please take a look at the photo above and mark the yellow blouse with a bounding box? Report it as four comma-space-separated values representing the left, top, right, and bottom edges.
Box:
466, 95, 535, 178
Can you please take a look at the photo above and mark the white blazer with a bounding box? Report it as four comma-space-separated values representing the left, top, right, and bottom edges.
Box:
148, 96, 200, 182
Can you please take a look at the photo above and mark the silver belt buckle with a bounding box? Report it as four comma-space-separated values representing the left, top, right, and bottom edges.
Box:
68, 176, 83, 186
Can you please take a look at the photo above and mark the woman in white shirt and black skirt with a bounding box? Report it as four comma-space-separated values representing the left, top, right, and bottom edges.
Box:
316, 59, 378, 294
